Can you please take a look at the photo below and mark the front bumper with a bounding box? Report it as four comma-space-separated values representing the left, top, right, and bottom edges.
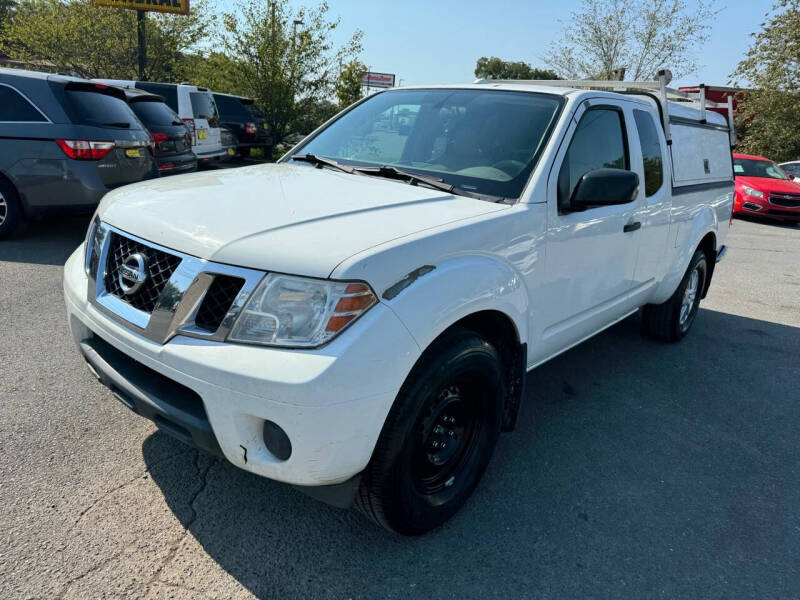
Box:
735, 195, 800, 220
63, 246, 421, 487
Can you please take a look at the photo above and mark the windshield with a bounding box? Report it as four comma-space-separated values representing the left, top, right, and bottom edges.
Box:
734, 158, 789, 180
780, 163, 800, 177
293, 88, 564, 199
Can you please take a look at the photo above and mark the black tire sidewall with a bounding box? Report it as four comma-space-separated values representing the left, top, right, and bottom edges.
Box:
671, 250, 707, 340
0, 179, 22, 240
366, 331, 504, 534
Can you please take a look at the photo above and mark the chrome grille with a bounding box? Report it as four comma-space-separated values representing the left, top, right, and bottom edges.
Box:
768, 193, 800, 208
194, 275, 245, 333
88, 222, 265, 344
104, 232, 182, 313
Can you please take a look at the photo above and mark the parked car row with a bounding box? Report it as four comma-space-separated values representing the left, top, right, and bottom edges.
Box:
0, 67, 269, 239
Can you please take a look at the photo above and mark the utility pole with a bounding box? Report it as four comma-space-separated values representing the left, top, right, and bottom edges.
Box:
290, 19, 303, 86
137, 10, 146, 80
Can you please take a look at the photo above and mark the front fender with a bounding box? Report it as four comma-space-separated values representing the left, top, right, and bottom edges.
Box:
380, 254, 529, 352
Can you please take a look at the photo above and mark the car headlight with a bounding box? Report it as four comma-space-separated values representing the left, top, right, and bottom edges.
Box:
84, 216, 104, 278
228, 274, 377, 348
742, 185, 764, 199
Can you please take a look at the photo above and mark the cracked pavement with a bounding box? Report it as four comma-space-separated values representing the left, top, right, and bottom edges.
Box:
1, 216, 799, 599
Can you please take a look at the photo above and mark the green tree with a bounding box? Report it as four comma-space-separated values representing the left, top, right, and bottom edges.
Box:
336, 59, 365, 108
0, 0, 16, 30
474, 57, 558, 80
0, 0, 210, 80
732, 0, 800, 162
545, 0, 718, 80
184, 51, 243, 94
218, 0, 362, 145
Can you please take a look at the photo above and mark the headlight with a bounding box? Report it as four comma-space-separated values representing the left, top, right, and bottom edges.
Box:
228, 274, 377, 348
742, 186, 764, 198
84, 216, 104, 277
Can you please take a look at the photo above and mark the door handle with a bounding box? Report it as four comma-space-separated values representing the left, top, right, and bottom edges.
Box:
623, 221, 641, 233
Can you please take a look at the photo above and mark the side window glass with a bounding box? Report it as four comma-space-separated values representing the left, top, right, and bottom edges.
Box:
558, 108, 627, 210
0, 85, 46, 122
633, 109, 664, 196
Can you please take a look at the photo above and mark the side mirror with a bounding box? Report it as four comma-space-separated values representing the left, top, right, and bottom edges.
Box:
570, 168, 639, 211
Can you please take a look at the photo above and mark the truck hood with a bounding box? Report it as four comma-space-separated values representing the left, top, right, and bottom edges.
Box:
99, 163, 507, 278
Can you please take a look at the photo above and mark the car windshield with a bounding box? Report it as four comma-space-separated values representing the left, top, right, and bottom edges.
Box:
293, 88, 564, 200
780, 163, 800, 177
734, 158, 790, 180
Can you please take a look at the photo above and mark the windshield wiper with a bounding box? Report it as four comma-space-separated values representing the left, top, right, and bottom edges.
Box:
290, 154, 358, 174
354, 165, 505, 202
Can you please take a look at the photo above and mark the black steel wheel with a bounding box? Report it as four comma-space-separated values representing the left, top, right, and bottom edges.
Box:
356, 327, 504, 535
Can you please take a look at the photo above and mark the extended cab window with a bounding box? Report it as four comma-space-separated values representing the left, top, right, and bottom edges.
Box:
558, 108, 628, 210
0, 85, 47, 122
633, 110, 664, 196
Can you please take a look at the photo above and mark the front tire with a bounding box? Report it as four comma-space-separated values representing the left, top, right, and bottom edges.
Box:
356, 328, 504, 535
642, 248, 708, 342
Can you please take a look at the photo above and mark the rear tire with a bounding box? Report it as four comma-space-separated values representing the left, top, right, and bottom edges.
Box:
642, 249, 708, 342
356, 328, 504, 535
0, 179, 23, 240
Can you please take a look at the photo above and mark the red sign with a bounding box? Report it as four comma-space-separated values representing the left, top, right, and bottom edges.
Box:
362, 72, 395, 88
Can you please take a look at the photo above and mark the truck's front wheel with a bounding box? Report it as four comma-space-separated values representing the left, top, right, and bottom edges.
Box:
642, 248, 708, 342
356, 328, 504, 535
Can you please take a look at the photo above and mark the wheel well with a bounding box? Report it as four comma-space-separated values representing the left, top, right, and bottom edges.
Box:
0, 171, 23, 211
697, 232, 717, 298
449, 310, 526, 432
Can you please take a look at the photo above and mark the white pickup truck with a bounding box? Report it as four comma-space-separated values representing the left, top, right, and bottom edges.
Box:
64, 76, 734, 534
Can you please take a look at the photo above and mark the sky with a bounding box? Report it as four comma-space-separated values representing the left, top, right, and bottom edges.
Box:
280, 0, 776, 89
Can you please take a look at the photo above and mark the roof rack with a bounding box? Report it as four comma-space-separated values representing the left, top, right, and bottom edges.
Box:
475, 70, 736, 145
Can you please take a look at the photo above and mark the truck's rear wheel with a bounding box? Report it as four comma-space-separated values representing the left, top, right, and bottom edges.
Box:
356, 328, 504, 535
642, 248, 708, 342
0, 179, 23, 240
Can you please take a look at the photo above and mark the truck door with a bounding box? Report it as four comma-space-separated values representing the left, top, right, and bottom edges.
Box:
628, 107, 671, 296
534, 99, 643, 362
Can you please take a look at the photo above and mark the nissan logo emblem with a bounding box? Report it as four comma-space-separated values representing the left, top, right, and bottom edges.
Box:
118, 253, 148, 295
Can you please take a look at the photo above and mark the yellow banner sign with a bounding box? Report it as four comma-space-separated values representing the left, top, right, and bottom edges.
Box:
92, 0, 190, 16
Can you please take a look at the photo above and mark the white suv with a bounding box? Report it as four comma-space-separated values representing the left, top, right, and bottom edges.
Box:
64, 80, 733, 534
94, 80, 227, 163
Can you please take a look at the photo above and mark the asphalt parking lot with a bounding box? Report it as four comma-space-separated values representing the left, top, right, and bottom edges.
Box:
1, 217, 798, 599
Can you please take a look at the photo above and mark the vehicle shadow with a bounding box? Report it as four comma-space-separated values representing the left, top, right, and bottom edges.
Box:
143, 308, 800, 598
734, 214, 799, 229
0, 214, 89, 266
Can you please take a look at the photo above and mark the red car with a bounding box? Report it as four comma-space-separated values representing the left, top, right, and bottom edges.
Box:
733, 153, 800, 222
